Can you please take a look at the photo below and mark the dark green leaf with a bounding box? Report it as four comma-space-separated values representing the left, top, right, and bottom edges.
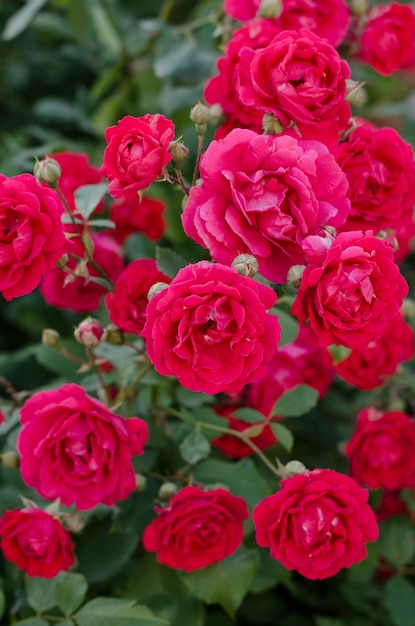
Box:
176, 387, 215, 408
270, 423, 294, 452
156, 247, 188, 278
315, 619, 344, 626
75, 597, 169, 626
378, 516, 415, 568
385, 576, 415, 626
250, 549, 291, 594
273, 308, 298, 346
25, 575, 57, 613
13, 620, 49, 626
55, 572, 88, 616
179, 428, 211, 464
271, 385, 319, 418
181, 547, 259, 617
232, 408, 266, 424
74, 183, 108, 220
0, 589, 5, 620
2, 0, 48, 41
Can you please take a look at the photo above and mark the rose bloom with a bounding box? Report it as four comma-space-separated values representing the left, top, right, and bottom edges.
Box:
18, 383, 149, 510
101, 114, 175, 197
247, 326, 333, 417
51, 151, 104, 213
254, 468, 379, 580
105, 258, 171, 335
0, 508, 75, 578
109, 193, 165, 244
223, 0, 260, 21
291, 231, 408, 349
205, 20, 282, 137
142, 261, 280, 394
335, 124, 415, 234
142, 486, 249, 571
182, 129, 349, 283
335, 313, 414, 390
237, 29, 351, 146
212, 404, 276, 458
376, 490, 409, 522
357, 3, 415, 76
41, 232, 123, 312
345, 408, 415, 490
0, 173, 67, 301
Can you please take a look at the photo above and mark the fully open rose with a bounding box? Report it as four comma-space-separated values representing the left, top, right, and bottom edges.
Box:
142, 486, 249, 571
18, 384, 149, 510
142, 261, 280, 394
253, 468, 379, 580
0, 508, 75, 578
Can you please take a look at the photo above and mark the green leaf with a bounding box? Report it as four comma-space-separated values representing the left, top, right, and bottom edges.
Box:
2, 0, 48, 41
0, 589, 5, 620
315, 619, 344, 626
271, 385, 318, 418
378, 515, 415, 568
181, 547, 259, 617
179, 428, 211, 464
385, 576, 415, 626
250, 549, 291, 594
88, 219, 116, 229
75, 597, 169, 626
270, 423, 294, 452
74, 182, 108, 220
232, 408, 266, 424
55, 572, 88, 616
273, 308, 298, 346
13, 620, 49, 626
176, 387, 215, 408
25, 575, 57, 613
156, 247, 188, 278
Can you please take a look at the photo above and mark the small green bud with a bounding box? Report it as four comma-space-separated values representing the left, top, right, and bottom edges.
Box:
190, 102, 211, 126
283, 460, 307, 478
345, 80, 366, 106
287, 265, 306, 289
104, 324, 124, 345
232, 254, 259, 278
34, 156, 61, 188
258, 0, 282, 18
169, 140, 189, 170
262, 113, 284, 135
135, 473, 147, 493
42, 328, 61, 349
350, 0, 368, 15
148, 281, 170, 301
158, 482, 178, 501
0, 451, 20, 469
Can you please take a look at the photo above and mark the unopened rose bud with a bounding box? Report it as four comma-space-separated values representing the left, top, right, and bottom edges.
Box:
401, 298, 415, 320
158, 482, 178, 501
345, 80, 366, 106
74, 318, 105, 349
104, 324, 124, 345
350, 0, 368, 15
135, 473, 147, 493
262, 113, 284, 135
287, 265, 305, 288
169, 140, 189, 170
0, 451, 20, 469
208, 104, 224, 126
232, 254, 258, 277
190, 102, 210, 135
148, 282, 170, 301
258, 0, 282, 18
42, 328, 61, 349
34, 156, 61, 188
60, 512, 85, 533
283, 460, 307, 478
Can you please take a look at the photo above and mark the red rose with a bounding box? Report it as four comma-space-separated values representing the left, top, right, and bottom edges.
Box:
291, 231, 408, 349
109, 193, 165, 243
142, 486, 249, 571
40, 233, 123, 312
0, 174, 67, 301
142, 261, 280, 394
101, 114, 175, 197
357, 3, 415, 76
74, 317, 105, 348
334, 313, 414, 390
237, 29, 351, 146
335, 124, 415, 235
211, 404, 276, 458
52, 151, 104, 213
18, 383, 149, 510
223, 0, 260, 20
345, 408, 415, 490
105, 258, 171, 335
247, 326, 333, 417
376, 490, 409, 522
182, 129, 349, 283
0, 508, 75, 578
253, 468, 379, 580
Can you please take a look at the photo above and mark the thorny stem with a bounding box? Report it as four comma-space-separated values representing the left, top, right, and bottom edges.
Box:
192, 134, 205, 187
165, 407, 281, 480
0, 377, 20, 403
167, 172, 190, 195
86, 347, 112, 405
59, 347, 87, 365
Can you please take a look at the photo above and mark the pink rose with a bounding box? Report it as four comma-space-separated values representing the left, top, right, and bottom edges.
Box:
335, 124, 415, 235
109, 193, 165, 243
253, 468, 379, 580
101, 114, 175, 197
291, 231, 408, 349
105, 258, 171, 335
74, 317, 105, 348
211, 404, 277, 458
142, 486, 249, 571
223, 0, 260, 21
357, 3, 415, 76
182, 129, 349, 283
0, 174, 67, 301
40, 232, 124, 312
345, 408, 415, 490
335, 313, 414, 390
51, 151, 104, 213
18, 383, 149, 510
142, 261, 280, 394
0, 508, 75, 578
237, 29, 351, 145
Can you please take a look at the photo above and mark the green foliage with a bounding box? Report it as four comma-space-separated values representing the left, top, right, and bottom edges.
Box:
385, 577, 415, 626
271, 384, 319, 418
